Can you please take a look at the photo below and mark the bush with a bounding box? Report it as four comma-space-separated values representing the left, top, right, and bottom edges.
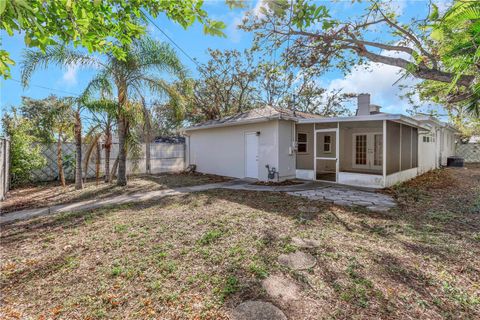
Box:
3, 115, 46, 186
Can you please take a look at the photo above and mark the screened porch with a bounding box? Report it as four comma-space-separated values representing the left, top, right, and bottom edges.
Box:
295, 118, 420, 188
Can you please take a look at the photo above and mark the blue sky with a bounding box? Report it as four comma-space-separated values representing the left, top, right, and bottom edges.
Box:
0, 0, 447, 124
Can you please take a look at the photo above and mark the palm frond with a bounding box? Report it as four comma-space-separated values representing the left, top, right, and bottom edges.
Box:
21, 46, 100, 87
81, 71, 114, 101
134, 37, 187, 79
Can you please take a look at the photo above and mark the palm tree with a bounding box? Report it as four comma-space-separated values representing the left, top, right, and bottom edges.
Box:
21, 37, 186, 186
82, 98, 117, 183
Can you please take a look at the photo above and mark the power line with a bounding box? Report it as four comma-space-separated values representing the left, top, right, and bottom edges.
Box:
9, 78, 81, 97
140, 11, 202, 69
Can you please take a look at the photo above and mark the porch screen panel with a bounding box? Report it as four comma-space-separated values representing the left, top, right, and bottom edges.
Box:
401, 125, 413, 171
316, 132, 336, 159
412, 128, 418, 167
374, 134, 383, 166
386, 121, 401, 174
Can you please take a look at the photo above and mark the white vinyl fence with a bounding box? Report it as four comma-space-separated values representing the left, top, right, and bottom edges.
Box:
456, 143, 480, 163
30, 142, 185, 182
0, 137, 10, 200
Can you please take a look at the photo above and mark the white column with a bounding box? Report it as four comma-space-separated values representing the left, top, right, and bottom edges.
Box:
336, 122, 340, 182
313, 125, 316, 181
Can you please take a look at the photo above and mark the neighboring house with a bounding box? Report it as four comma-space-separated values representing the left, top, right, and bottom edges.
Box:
183, 94, 458, 188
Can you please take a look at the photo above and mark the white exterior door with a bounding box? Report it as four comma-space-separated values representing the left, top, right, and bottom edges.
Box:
245, 132, 259, 179
353, 133, 383, 170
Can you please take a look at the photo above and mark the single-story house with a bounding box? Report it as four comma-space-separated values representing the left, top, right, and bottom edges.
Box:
183, 94, 457, 188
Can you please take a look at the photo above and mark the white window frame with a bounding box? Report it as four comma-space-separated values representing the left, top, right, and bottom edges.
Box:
297, 132, 308, 154
323, 135, 332, 153
352, 132, 383, 170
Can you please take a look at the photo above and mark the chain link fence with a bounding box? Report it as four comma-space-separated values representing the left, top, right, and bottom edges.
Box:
0, 137, 10, 200
30, 142, 185, 183
456, 143, 480, 163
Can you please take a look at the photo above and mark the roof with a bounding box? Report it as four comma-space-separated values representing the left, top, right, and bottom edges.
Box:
184, 106, 323, 131
183, 105, 436, 132
298, 113, 430, 130
412, 115, 459, 132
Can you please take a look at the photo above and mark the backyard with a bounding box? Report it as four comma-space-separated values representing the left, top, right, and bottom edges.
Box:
0, 173, 230, 214
1, 166, 479, 319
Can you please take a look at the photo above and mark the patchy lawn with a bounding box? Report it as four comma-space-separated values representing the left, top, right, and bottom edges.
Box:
1, 173, 230, 214
1, 166, 479, 319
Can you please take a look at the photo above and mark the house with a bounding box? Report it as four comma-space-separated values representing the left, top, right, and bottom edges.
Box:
183, 94, 458, 188
413, 114, 457, 173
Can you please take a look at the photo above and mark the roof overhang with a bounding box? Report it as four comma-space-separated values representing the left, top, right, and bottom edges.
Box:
182, 115, 279, 132
182, 112, 309, 132
298, 114, 430, 130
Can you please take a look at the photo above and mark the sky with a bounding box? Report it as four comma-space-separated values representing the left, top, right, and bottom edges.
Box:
0, 0, 449, 125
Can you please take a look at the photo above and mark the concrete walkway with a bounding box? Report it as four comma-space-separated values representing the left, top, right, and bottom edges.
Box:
0, 182, 228, 224
1, 180, 396, 224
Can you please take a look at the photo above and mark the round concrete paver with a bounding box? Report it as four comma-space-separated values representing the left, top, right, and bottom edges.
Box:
262, 275, 301, 302
231, 301, 287, 320
291, 237, 321, 249
278, 251, 316, 270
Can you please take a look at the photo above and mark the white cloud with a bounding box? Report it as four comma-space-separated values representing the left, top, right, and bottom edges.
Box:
433, 0, 452, 15
383, 0, 407, 15
326, 61, 419, 114
62, 63, 79, 86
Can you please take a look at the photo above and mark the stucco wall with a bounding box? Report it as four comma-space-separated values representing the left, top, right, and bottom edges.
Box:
386, 121, 401, 174
187, 121, 279, 180
277, 120, 296, 179
441, 129, 456, 165
418, 128, 437, 173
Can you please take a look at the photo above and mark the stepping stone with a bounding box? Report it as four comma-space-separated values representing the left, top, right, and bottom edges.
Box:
291, 237, 321, 248
366, 205, 390, 213
333, 200, 354, 206
298, 206, 319, 213
231, 301, 287, 320
278, 251, 316, 270
262, 275, 301, 302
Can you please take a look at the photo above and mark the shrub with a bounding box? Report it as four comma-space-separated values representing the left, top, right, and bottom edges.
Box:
3, 114, 46, 186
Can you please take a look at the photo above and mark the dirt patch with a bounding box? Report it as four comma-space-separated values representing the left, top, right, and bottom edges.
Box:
1, 167, 479, 319
1, 172, 230, 214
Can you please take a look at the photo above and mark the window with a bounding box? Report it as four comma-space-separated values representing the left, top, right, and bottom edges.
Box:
323, 135, 331, 153
297, 133, 307, 153
355, 135, 367, 165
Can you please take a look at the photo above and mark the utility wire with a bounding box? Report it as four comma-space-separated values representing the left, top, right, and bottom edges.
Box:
140, 10, 202, 70
9, 78, 81, 97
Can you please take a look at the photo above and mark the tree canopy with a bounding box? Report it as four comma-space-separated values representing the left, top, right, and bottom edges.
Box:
242, 0, 479, 116
0, 0, 242, 79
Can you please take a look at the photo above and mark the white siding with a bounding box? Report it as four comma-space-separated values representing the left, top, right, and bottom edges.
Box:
277, 120, 296, 180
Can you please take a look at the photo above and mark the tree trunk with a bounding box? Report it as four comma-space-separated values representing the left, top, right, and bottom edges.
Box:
116, 82, 128, 186
144, 109, 151, 175
57, 131, 66, 187
74, 111, 83, 190
117, 116, 128, 186
109, 155, 119, 183
104, 124, 112, 183
95, 141, 101, 185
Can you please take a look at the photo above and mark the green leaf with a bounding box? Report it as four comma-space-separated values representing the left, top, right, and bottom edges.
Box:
429, 3, 439, 20
0, 0, 7, 15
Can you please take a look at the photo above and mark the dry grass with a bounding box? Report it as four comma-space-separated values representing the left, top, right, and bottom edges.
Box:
1, 173, 230, 214
1, 166, 479, 319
